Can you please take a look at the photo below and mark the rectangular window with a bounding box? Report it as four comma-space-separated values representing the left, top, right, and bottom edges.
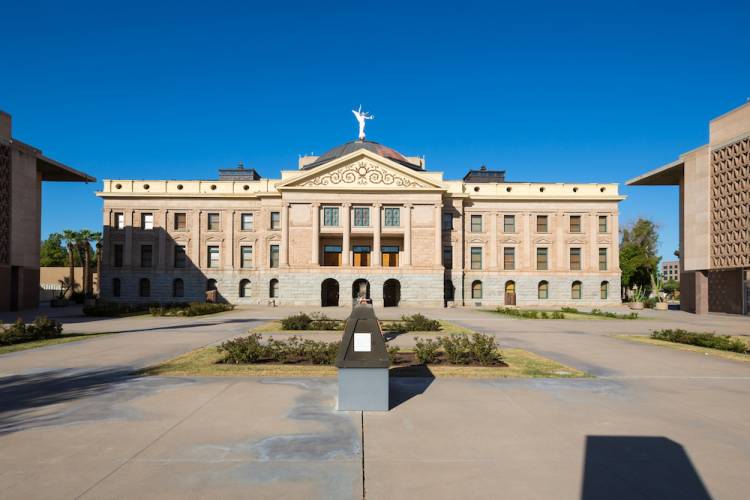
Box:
141, 245, 153, 268
323, 245, 342, 266
382, 245, 399, 267
570, 215, 582, 233
115, 212, 125, 230
384, 207, 400, 227
174, 245, 186, 268
471, 215, 482, 233
442, 212, 453, 231
504, 247, 515, 270
207, 246, 220, 268
141, 213, 153, 230
536, 215, 548, 233
599, 248, 608, 271
207, 213, 220, 231
270, 211, 281, 230
323, 207, 339, 227
570, 248, 581, 270
113, 244, 123, 267
537, 247, 548, 270
504, 215, 516, 233
353, 245, 371, 266
598, 215, 608, 233
269, 244, 279, 268
241, 213, 254, 231
174, 213, 187, 231
241, 246, 253, 268
443, 246, 452, 269
353, 207, 370, 227
471, 247, 482, 270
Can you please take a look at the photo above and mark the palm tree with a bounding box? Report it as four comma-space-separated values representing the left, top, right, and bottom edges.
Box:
91, 232, 103, 297
77, 229, 101, 298
61, 230, 79, 299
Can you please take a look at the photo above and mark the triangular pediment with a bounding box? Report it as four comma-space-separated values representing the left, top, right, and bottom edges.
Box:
277, 150, 444, 191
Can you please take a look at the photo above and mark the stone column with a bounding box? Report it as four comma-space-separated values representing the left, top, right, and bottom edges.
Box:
158, 210, 167, 270
280, 203, 289, 267
588, 213, 597, 272
555, 210, 564, 271
225, 210, 235, 269
124, 210, 134, 268
311, 203, 320, 266
611, 211, 619, 271
373, 203, 382, 268
435, 203, 443, 267
342, 203, 351, 266
489, 212, 497, 270
404, 203, 412, 267
192, 211, 202, 269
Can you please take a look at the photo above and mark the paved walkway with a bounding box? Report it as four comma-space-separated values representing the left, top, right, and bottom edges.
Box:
0, 306, 748, 499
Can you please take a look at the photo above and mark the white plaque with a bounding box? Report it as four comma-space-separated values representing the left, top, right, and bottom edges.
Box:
353, 333, 371, 352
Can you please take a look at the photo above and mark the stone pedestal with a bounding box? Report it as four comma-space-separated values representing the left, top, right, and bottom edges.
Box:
337, 368, 389, 411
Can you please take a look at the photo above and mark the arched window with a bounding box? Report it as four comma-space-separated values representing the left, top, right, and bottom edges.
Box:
239, 279, 251, 298
471, 280, 483, 299
173, 278, 184, 298
206, 279, 218, 291
571, 281, 582, 300
139, 278, 150, 297
538, 281, 549, 299
112, 278, 121, 298
600, 281, 609, 300
269, 278, 279, 298
504, 281, 516, 294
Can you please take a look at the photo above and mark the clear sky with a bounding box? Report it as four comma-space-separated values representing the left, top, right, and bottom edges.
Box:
2, 0, 749, 260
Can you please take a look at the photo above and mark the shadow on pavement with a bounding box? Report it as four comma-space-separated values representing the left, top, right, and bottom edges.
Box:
0, 367, 142, 435
581, 435, 711, 500
388, 365, 435, 410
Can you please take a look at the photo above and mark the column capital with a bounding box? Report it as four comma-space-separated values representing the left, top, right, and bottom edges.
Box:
342, 202, 352, 208
404, 203, 413, 209
281, 202, 290, 208
373, 202, 383, 208
311, 202, 320, 208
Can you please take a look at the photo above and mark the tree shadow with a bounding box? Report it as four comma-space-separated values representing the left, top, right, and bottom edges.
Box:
388, 365, 435, 410
581, 436, 711, 500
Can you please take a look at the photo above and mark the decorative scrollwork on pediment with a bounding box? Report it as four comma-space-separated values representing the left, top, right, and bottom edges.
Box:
300, 161, 425, 188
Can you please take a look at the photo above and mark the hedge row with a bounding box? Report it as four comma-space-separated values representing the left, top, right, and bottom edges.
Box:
219, 334, 339, 365
0, 316, 64, 346
414, 333, 503, 365
650, 329, 748, 354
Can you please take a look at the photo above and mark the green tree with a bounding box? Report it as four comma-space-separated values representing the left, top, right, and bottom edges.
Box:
620, 218, 660, 290
61, 230, 81, 297
40, 233, 69, 267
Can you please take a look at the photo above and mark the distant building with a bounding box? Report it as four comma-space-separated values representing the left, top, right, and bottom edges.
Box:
0, 112, 95, 311
628, 102, 750, 315
661, 260, 680, 282
97, 138, 624, 308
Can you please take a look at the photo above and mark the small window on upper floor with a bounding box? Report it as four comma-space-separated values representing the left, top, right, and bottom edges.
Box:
241, 213, 254, 231
270, 211, 281, 230
471, 214, 482, 233
115, 212, 125, 230
141, 213, 153, 230
353, 207, 370, 227
207, 213, 220, 231
536, 215, 548, 233
442, 212, 453, 231
323, 207, 339, 227
174, 213, 187, 231
598, 215, 608, 233
384, 207, 400, 227
570, 215, 582, 233
503, 215, 516, 233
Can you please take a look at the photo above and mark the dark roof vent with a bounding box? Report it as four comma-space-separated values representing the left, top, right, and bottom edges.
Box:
218, 162, 262, 181
463, 166, 505, 183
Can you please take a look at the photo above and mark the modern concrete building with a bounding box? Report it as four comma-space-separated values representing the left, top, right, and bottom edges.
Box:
661, 260, 680, 282
97, 139, 624, 307
0, 111, 95, 311
628, 102, 750, 315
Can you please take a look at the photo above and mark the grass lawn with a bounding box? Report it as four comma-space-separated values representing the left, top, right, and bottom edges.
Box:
250, 319, 473, 335
0, 332, 114, 355
614, 335, 750, 363
141, 345, 587, 379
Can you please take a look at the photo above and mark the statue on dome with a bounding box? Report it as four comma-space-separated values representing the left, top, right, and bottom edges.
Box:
352, 105, 374, 141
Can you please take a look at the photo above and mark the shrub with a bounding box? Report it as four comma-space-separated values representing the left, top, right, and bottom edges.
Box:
439, 333, 502, 365
381, 321, 407, 334
281, 313, 312, 330
84, 302, 154, 317
70, 291, 86, 304
387, 345, 400, 364
561, 307, 579, 314
643, 297, 657, 309
414, 337, 440, 364
651, 329, 748, 354
401, 314, 441, 332
589, 308, 639, 320
308, 313, 342, 330
551, 311, 565, 319
185, 302, 234, 316
218, 334, 340, 364
0, 316, 63, 346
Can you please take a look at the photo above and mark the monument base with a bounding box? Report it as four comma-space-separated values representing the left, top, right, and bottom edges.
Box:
337, 368, 389, 411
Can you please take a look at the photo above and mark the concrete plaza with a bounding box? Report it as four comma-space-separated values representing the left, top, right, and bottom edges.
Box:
0, 305, 748, 499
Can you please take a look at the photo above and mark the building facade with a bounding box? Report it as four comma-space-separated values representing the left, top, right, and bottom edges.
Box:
97, 140, 623, 307
628, 102, 750, 315
661, 260, 680, 282
0, 111, 95, 311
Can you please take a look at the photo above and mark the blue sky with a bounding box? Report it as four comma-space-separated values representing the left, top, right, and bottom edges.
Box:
2, 0, 748, 260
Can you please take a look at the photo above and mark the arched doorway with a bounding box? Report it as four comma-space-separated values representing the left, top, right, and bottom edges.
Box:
383, 279, 401, 307
321, 278, 340, 307
206, 279, 218, 291
504, 280, 516, 305
444, 279, 455, 303
352, 279, 370, 303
